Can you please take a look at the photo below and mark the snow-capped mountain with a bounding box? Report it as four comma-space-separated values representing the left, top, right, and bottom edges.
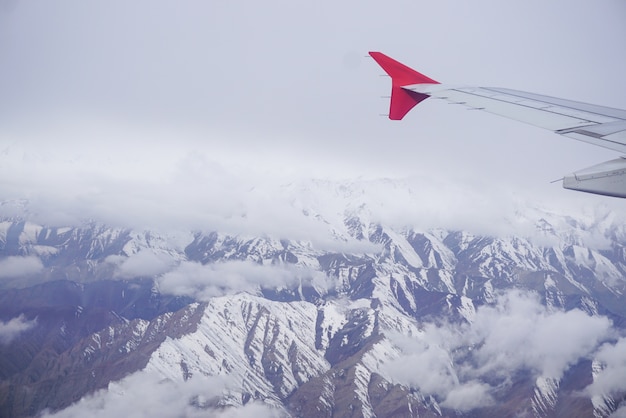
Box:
1, 189, 625, 417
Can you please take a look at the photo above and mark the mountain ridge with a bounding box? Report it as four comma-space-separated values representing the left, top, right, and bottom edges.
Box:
1, 196, 625, 417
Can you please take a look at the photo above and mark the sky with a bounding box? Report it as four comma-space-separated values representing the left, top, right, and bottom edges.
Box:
1, 0, 626, 235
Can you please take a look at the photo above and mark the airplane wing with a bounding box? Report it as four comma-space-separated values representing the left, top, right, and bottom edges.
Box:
369, 51, 626, 198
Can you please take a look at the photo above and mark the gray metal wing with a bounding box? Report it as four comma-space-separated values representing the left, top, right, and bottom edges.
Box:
407, 84, 626, 153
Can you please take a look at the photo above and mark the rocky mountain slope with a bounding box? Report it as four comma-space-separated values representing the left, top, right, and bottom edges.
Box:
1, 199, 625, 417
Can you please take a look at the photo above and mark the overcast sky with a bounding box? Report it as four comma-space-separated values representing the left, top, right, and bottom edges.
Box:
1, 0, 625, 234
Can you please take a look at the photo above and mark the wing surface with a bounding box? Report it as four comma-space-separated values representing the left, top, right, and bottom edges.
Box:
410, 84, 626, 153
369, 51, 626, 153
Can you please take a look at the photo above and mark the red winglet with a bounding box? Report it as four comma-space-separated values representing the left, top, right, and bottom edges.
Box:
369, 51, 439, 120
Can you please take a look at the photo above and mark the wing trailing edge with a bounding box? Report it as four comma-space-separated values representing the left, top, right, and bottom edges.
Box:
368, 51, 439, 120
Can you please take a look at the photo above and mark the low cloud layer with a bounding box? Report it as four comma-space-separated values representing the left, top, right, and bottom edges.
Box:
0, 314, 37, 344
384, 290, 618, 411
157, 260, 331, 301
103, 247, 333, 299
1, 144, 623, 254
465, 292, 612, 380
44, 370, 286, 418
0, 255, 43, 279
106, 251, 177, 280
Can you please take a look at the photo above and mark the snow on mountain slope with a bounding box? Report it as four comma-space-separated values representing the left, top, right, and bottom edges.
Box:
146, 294, 328, 405
532, 376, 559, 417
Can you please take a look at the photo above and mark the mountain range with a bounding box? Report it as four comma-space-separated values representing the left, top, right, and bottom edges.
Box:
1, 185, 625, 417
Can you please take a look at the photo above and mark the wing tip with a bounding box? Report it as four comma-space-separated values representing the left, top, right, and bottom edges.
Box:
368, 51, 439, 86
369, 51, 438, 120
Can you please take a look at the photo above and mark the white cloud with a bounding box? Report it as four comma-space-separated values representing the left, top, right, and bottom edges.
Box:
0, 255, 44, 279
0, 143, 385, 253
106, 251, 177, 280
213, 403, 287, 418
157, 260, 330, 301
383, 331, 458, 396
43, 370, 286, 418
383, 290, 615, 411
585, 337, 626, 397
465, 290, 612, 380
2, 141, 621, 254
383, 327, 496, 411
0, 314, 37, 344
440, 381, 494, 412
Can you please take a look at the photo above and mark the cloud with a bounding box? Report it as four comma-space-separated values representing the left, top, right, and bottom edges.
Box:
383, 290, 615, 411
0, 255, 44, 279
383, 331, 458, 396
466, 290, 612, 380
584, 337, 626, 397
2, 138, 622, 255
0, 143, 385, 253
0, 314, 37, 344
441, 381, 494, 411
106, 251, 177, 280
157, 260, 331, 301
43, 370, 286, 418
213, 403, 287, 418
